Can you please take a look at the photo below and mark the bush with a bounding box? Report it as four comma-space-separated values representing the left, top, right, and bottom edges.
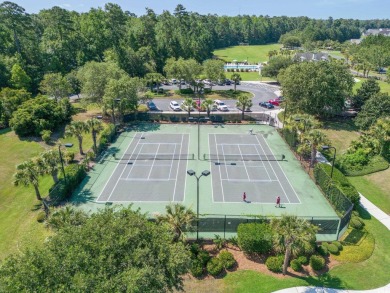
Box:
36, 211, 46, 223
297, 255, 309, 265
97, 124, 115, 155
317, 245, 329, 256
237, 222, 273, 254
327, 243, 339, 255
228, 236, 239, 247
290, 259, 302, 272
190, 243, 200, 256
40, 130, 52, 144
190, 260, 204, 277
332, 241, 343, 251
265, 255, 284, 273
350, 217, 364, 230
197, 250, 211, 266
206, 257, 223, 276
219, 251, 236, 269
310, 255, 325, 271
340, 155, 389, 176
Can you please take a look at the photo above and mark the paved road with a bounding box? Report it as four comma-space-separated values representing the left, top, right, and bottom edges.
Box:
149, 82, 280, 113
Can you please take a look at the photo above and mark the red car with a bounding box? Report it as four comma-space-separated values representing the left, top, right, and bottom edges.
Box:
268, 97, 283, 106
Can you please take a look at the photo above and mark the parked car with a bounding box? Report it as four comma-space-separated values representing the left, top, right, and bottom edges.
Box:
259, 102, 275, 109
152, 87, 164, 93
170, 79, 178, 84
146, 101, 159, 111
170, 101, 181, 111
214, 100, 229, 111
217, 79, 225, 86
268, 97, 283, 106
225, 79, 232, 85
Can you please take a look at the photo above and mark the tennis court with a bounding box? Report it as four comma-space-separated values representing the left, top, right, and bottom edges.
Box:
96, 132, 191, 202
207, 133, 299, 204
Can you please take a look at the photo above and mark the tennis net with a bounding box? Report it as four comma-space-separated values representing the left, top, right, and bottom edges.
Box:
120, 153, 195, 160
203, 154, 285, 161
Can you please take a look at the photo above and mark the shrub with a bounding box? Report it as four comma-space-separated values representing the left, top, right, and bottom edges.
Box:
228, 236, 239, 247
290, 259, 302, 271
40, 130, 52, 144
327, 243, 339, 255
190, 243, 200, 256
317, 245, 329, 256
297, 255, 308, 265
213, 235, 226, 251
219, 251, 236, 269
332, 241, 343, 251
36, 211, 46, 223
237, 222, 273, 254
197, 250, 211, 266
310, 255, 325, 271
265, 255, 284, 273
190, 260, 204, 277
350, 217, 364, 230
206, 257, 223, 276
137, 104, 149, 113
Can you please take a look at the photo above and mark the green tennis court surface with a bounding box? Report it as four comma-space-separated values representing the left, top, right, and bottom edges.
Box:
73, 123, 339, 240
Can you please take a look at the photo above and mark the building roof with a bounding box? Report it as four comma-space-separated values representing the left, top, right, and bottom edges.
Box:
293, 52, 329, 62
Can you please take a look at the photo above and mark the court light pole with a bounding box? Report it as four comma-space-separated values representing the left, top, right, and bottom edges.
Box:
322, 145, 337, 179
58, 144, 67, 183
187, 169, 210, 240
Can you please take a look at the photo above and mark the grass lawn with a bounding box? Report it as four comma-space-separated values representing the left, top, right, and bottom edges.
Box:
321, 120, 360, 156
353, 77, 390, 95
214, 44, 282, 64
0, 129, 50, 260
348, 169, 390, 215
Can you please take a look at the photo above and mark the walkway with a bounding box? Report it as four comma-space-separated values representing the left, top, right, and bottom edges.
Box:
269, 103, 390, 293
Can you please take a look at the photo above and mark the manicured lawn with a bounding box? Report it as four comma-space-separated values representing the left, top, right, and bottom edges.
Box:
214, 44, 282, 64
0, 129, 51, 260
348, 169, 390, 215
226, 71, 276, 82
352, 77, 390, 94
321, 121, 360, 156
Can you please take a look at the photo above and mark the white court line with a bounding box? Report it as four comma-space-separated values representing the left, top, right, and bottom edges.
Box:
167, 143, 178, 180
221, 179, 278, 182
221, 144, 231, 181
182, 133, 190, 203
172, 134, 184, 202
147, 144, 161, 180
253, 142, 272, 180
119, 178, 172, 182
218, 143, 259, 146
262, 135, 301, 203
237, 144, 251, 180
96, 132, 140, 201
105, 132, 144, 202
137, 142, 179, 145
124, 144, 146, 179
255, 135, 291, 203
215, 134, 226, 202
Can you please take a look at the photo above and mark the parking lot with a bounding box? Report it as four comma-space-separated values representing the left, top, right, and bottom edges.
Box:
147, 82, 281, 113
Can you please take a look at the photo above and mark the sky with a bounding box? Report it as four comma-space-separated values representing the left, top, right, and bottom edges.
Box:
10, 0, 390, 19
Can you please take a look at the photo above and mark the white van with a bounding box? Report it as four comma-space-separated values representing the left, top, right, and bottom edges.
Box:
214, 100, 228, 111
170, 79, 178, 84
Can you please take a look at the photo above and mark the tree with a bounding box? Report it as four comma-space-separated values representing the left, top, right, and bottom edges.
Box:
279, 61, 354, 117
46, 205, 88, 231
261, 56, 294, 79
352, 78, 381, 109
13, 158, 43, 201
355, 93, 390, 130
39, 150, 60, 184
201, 98, 214, 117
39, 73, 72, 101
0, 207, 191, 292
271, 215, 318, 275
10, 63, 31, 90
203, 59, 225, 90
65, 121, 88, 155
86, 118, 104, 154
231, 73, 241, 91
303, 130, 328, 167
368, 118, 390, 157
157, 203, 196, 242
144, 72, 164, 91
0, 87, 31, 127
181, 97, 195, 118
236, 95, 253, 120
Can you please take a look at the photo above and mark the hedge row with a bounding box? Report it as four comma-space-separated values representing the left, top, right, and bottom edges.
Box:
97, 123, 115, 155
338, 155, 389, 176
49, 164, 87, 202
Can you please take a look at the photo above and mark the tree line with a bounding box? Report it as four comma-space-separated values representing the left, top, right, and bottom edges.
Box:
1, 1, 389, 93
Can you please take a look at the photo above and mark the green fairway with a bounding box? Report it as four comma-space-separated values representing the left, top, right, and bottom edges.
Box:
214, 44, 282, 64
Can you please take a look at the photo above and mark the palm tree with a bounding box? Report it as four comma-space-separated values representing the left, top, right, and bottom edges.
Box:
46, 205, 88, 231
40, 150, 60, 184
236, 95, 253, 120
13, 158, 43, 201
86, 118, 104, 155
303, 130, 328, 167
231, 73, 241, 92
157, 203, 196, 242
65, 121, 88, 155
271, 215, 318, 275
369, 118, 390, 156
181, 97, 195, 118
202, 98, 214, 117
